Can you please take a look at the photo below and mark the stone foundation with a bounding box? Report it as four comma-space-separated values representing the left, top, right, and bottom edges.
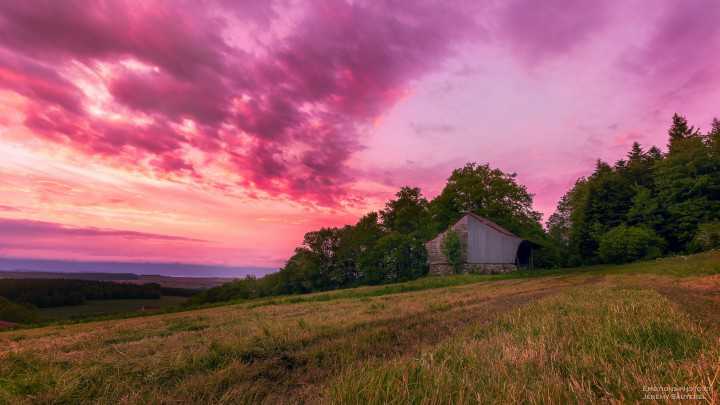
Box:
464, 263, 516, 274
428, 263, 455, 276
429, 262, 517, 276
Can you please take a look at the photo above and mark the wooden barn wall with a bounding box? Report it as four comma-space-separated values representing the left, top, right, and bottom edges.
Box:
466, 216, 522, 264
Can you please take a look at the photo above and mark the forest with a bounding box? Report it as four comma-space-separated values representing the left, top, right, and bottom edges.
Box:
192, 113, 720, 304
547, 114, 720, 265
0, 279, 164, 308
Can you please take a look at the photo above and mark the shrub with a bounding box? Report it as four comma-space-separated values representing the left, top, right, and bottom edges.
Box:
0, 297, 39, 324
441, 230, 464, 274
690, 222, 720, 252
598, 225, 665, 264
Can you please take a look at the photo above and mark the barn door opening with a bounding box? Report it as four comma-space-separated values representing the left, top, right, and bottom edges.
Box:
516, 240, 533, 269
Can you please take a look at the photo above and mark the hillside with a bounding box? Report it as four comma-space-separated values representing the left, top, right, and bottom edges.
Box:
1, 252, 719, 403
0, 271, 233, 290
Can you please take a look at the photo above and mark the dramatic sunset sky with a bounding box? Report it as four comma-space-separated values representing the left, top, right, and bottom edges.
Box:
1, 0, 719, 269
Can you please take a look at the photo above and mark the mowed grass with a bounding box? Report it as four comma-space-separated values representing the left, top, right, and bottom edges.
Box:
1, 251, 719, 404
330, 288, 718, 404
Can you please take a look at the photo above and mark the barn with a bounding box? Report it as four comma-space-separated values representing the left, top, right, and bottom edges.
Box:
425, 213, 535, 275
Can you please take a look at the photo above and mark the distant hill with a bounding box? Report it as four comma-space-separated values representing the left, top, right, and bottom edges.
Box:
0, 258, 277, 278
0, 271, 140, 281
0, 270, 232, 290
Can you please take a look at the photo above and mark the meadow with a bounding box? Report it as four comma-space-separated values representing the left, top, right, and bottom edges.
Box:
1, 251, 719, 404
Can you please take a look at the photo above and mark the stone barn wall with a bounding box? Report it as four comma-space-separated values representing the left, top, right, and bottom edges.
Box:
425, 216, 469, 276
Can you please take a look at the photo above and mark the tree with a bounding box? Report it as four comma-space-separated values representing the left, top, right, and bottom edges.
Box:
380, 187, 432, 238
358, 233, 428, 284
563, 160, 637, 262
690, 222, 720, 252
549, 113, 720, 263
647, 146, 663, 161
628, 142, 644, 161
441, 229, 463, 274
655, 125, 720, 251
668, 113, 700, 153
546, 191, 575, 266
301, 227, 343, 289
429, 163, 544, 240
709, 118, 720, 156
335, 213, 385, 284
709, 118, 720, 138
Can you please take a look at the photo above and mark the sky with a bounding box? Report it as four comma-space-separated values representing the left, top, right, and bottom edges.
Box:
1, 0, 719, 268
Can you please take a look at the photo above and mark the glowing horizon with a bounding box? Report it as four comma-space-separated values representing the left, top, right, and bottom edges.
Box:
1, 1, 719, 267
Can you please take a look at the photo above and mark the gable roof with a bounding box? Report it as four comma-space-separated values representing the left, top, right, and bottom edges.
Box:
462, 212, 519, 239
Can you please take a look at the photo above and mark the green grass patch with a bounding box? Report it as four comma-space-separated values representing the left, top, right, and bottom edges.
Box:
164, 317, 208, 334
37, 296, 188, 321
0, 353, 57, 399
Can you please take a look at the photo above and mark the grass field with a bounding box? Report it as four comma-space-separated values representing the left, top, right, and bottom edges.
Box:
37, 296, 189, 321
1, 252, 719, 404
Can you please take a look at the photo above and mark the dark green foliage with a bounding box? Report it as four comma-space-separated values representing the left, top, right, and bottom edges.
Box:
598, 225, 664, 264
429, 163, 544, 240
0, 279, 162, 308
380, 187, 433, 239
690, 222, 720, 252
441, 230, 463, 274
358, 233, 428, 284
0, 297, 39, 323
550, 113, 720, 265
195, 162, 552, 304
667, 113, 700, 152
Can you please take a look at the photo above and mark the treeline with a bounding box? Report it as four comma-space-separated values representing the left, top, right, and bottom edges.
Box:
194, 113, 720, 305
192, 163, 551, 304
547, 114, 720, 265
193, 113, 720, 305
0, 279, 167, 308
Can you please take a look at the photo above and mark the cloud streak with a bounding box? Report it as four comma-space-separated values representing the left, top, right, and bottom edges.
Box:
0, 218, 206, 242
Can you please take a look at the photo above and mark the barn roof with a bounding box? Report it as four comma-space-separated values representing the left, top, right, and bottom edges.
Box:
462, 212, 519, 239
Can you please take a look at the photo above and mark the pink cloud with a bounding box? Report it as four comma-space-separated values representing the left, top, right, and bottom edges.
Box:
0, 0, 481, 206
0, 50, 84, 113
109, 69, 229, 126
0, 1, 231, 79
618, 0, 720, 109
497, 0, 612, 63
